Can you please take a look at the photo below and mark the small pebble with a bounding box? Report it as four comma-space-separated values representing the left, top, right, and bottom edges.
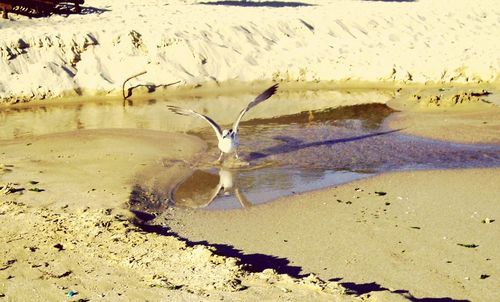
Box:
482, 218, 495, 224
66, 290, 78, 297
53, 243, 64, 251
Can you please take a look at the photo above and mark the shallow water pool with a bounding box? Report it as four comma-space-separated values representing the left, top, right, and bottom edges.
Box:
1, 96, 499, 212
147, 103, 500, 211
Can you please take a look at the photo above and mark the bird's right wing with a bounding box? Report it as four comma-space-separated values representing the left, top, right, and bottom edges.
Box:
232, 83, 279, 133
166, 105, 223, 140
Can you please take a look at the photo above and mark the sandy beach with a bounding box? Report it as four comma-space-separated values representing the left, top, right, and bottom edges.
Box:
167, 168, 500, 301
1, 0, 500, 301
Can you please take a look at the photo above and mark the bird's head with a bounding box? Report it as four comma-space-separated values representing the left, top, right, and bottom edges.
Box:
222, 129, 232, 138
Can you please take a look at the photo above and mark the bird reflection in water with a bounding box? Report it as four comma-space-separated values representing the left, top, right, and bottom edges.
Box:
173, 167, 252, 209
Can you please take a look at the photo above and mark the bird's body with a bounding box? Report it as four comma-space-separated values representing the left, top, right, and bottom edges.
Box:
166, 83, 278, 162
218, 130, 239, 155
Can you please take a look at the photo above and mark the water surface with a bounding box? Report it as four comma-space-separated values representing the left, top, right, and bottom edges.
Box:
150, 103, 500, 211
1, 96, 499, 212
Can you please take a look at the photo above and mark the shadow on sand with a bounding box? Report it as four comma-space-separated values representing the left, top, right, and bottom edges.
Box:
8, 3, 109, 18
132, 218, 469, 302
57, 4, 111, 15
199, 0, 314, 8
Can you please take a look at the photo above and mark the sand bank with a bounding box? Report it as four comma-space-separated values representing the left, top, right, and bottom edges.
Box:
0, 128, 206, 209
385, 86, 500, 144
1, 0, 500, 102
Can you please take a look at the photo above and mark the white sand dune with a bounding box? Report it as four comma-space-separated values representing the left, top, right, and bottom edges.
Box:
1, 0, 499, 102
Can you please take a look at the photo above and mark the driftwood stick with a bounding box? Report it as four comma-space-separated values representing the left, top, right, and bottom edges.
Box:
122, 71, 147, 100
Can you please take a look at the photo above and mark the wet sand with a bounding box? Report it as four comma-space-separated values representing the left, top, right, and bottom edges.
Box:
0, 128, 357, 301
167, 168, 500, 301
0, 129, 205, 210
386, 86, 500, 144
388, 107, 500, 145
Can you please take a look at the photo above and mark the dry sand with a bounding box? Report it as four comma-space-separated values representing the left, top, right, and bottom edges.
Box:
0, 198, 354, 302
1, 0, 500, 102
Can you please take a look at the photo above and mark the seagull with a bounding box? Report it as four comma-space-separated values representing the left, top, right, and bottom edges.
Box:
166, 83, 278, 162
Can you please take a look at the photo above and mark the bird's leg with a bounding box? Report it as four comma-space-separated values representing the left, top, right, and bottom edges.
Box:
217, 151, 224, 162
234, 151, 240, 160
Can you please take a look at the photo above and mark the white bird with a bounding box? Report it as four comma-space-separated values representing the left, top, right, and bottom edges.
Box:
166, 83, 278, 162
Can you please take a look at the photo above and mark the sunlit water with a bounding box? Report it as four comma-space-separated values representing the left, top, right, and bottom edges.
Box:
171, 104, 500, 210
1, 98, 499, 212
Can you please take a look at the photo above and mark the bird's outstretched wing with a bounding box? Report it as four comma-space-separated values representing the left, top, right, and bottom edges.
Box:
166, 105, 222, 140
232, 83, 279, 133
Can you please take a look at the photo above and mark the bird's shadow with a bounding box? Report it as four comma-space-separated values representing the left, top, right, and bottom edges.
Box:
198, 0, 314, 8
248, 128, 402, 160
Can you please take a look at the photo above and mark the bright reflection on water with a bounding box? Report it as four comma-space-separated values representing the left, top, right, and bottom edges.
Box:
174, 167, 372, 210
0, 100, 167, 139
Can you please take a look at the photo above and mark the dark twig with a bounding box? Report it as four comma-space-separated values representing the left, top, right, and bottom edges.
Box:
122, 71, 147, 100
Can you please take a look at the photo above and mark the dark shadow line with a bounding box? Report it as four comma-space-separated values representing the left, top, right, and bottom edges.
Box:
198, 0, 315, 7
5, 3, 110, 18
340, 282, 469, 301
55, 4, 111, 15
249, 129, 402, 160
133, 220, 304, 277
132, 218, 470, 302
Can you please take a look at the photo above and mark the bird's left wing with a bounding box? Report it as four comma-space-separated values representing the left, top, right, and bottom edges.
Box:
232, 83, 279, 133
166, 105, 223, 141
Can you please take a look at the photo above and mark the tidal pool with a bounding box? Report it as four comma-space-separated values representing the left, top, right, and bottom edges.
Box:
140, 103, 500, 211
1, 95, 499, 212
